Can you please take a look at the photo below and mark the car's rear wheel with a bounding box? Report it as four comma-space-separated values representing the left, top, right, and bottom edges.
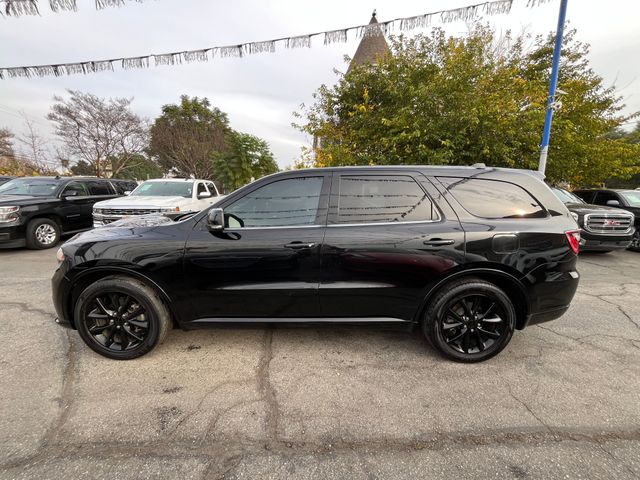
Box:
423, 278, 515, 363
25, 218, 60, 249
74, 276, 171, 360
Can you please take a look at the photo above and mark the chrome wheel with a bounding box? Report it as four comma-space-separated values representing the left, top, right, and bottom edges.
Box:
83, 292, 149, 352
439, 294, 508, 355
35, 224, 57, 245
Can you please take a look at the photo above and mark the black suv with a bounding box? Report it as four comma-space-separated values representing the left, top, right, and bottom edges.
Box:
52, 167, 580, 362
573, 189, 640, 251
551, 187, 635, 252
0, 176, 137, 249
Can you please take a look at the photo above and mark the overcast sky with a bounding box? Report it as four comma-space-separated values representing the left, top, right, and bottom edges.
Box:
1, 0, 639, 169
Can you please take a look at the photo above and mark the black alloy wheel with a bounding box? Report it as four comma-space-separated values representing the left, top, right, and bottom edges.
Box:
423, 278, 515, 362
75, 276, 171, 360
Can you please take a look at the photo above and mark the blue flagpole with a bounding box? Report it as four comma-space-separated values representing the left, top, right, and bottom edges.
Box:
538, 0, 568, 175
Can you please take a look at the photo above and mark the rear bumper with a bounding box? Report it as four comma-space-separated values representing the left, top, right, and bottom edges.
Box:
520, 262, 579, 329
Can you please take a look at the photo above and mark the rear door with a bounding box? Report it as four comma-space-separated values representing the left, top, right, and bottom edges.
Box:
319, 171, 465, 321
56, 181, 92, 232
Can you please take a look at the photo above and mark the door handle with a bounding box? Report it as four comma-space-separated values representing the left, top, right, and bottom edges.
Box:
423, 238, 455, 246
285, 242, 316, 250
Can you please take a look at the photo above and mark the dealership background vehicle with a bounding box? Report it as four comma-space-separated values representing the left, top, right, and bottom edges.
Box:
0, 176, 136, 249
92, 178, 222, 227
551, 187, 634, 253
53, 166, 581, 362
573, 188, 640, 251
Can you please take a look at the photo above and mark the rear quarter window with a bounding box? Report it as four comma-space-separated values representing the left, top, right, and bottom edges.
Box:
438, 177, 546, 219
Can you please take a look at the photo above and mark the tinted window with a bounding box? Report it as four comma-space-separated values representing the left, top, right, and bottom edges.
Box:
132, 181, 193, 198
86, 181, 113, 196
574, 191, 595, 203
439, 177, 546, 219
225, 177, 324, 228
552, 188, 584, 204
593, 191, 620, 205
111, 181, 136, 195
0, 178, 61, 196
335, 175, 437, 224
62, 181, 88, 197
206, 182, 218, 195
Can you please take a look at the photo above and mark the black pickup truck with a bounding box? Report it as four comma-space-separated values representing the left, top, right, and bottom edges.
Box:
0, 176, 137, 249
551, 187, 636, 252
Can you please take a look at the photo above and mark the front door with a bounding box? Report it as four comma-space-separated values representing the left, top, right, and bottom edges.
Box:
319, 171, 465, 321
181, 173, 331, 322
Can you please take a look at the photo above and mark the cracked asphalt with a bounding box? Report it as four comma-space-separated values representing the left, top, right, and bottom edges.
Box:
0, 248, 639, 479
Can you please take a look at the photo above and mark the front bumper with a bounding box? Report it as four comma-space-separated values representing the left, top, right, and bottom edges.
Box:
0, 224, 26, 248
579, 229, 633, 251
52, 264, 74, 329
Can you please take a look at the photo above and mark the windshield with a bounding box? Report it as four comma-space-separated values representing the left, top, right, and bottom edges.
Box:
0, 178, 61, 196
552, 188, 584, 204
131, 181, 193, 198
620, 191, 640, 207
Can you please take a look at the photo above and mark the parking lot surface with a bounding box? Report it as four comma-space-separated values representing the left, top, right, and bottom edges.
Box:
0, 248, 639, 479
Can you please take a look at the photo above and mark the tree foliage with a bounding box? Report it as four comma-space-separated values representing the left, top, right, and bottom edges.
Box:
149, 96, 228, 180
298, 26, 639, 186
0, 128, 15, 158
149, 95, 278, 189
47, 89, 148, 178
213, 131, 279, 192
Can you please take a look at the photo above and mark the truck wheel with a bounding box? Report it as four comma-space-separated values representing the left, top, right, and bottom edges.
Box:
423, 278, 516, 363
25, 218, 60, 249
629, 230, 640, 252
74, 275, 171, 360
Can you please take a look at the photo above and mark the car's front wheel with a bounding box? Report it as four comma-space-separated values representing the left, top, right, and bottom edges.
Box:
629, 230, 640, 252
74, 276, 171, 360
25, 217, 60, 249
423, 278, 516, 363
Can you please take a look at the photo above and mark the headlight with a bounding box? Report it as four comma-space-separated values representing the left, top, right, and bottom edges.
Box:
570, 211, 579, 224
160, 207, 180, 213
93, 208, 103, 214
0, 206, 19, 223
56, 247, 65, 264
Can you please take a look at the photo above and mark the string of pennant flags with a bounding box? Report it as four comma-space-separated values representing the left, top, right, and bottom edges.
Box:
1, 0, 144, 16
0, 0, 555, 80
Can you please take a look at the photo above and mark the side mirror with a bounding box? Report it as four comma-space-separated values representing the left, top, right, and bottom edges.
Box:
198, 191, 212, 199
206, 208, 224, 232
124, 191, 131, 196
62, 190, 79, 198
606, 199, 620, 207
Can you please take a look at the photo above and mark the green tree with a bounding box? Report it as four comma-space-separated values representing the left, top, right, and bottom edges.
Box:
149, 96, 229, 179
109, 154, 164, 181
297, 26, 639, 186
213, 131, 279, 192
70, 160, 94, 176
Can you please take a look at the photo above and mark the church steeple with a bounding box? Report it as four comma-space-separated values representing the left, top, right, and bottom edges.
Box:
348, 10, 390, 72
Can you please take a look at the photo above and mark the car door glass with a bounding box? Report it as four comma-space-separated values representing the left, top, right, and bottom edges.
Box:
197, 182, 208, 197
593, 191, 617, 205
206, 182, 217, 195
334, 175, 438, 224
62, 182, 88, 197
225, 177, 324, 228
87, 181, 113, 196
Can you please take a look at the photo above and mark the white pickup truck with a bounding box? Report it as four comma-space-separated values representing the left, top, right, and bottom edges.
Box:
92, 178, 223, 227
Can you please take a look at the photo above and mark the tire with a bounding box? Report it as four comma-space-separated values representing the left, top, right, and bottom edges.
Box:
74, 275, 171, 360
25, 218, 60, 249
628, 230, 640, 252
422, 278, 516, 363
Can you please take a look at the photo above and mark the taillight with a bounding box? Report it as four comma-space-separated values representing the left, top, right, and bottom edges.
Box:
565, 230, 580, 255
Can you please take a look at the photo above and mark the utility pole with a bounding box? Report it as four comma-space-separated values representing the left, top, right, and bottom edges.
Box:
538, 0, 568, 175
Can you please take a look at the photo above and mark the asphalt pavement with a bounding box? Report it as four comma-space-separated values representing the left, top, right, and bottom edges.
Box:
0, 247, 639, 479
